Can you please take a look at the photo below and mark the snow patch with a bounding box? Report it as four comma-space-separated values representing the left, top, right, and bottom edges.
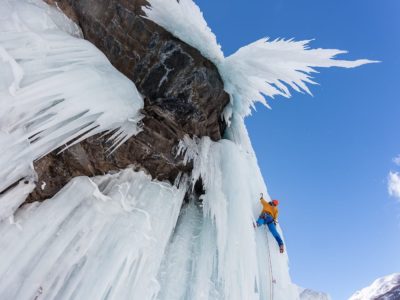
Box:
296, 286, 331, 300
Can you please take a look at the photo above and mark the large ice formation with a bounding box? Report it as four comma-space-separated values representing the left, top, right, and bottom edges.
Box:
0, 0, 375, 299
143, 0, 377, 120
0, 0, 144, 201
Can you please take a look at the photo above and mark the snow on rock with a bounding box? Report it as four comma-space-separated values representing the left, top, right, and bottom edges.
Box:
296, 286, 331, 300
0, 169, 187, 300
143, 0, 377, 121
349, 273, 400, 300
0, 0, 144, 194
26, 0, 83, 38
142, 0, 224, 66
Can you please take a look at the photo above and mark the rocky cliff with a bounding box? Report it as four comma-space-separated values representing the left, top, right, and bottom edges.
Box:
349, 274, 400, 300
27, 0, 229, 202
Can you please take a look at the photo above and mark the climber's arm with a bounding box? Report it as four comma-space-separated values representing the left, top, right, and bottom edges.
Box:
260, 197, 268, 206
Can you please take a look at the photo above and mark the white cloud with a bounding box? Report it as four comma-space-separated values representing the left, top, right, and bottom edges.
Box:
393, 155, 400, 166
388, 172, 400, 200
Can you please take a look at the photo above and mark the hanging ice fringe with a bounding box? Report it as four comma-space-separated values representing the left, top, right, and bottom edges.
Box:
0, 0, 144, 192
143, 0, 377, 121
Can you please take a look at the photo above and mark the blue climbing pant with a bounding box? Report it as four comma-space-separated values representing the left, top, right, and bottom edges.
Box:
256, 213, 284, 246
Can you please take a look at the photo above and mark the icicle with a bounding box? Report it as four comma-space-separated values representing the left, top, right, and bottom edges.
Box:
0, 0, 144, 193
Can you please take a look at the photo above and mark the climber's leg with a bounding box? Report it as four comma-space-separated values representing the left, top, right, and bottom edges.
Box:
267, 222, 284, 247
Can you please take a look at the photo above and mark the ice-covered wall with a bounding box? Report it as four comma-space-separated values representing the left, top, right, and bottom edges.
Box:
0, 0, 143, 202
0, 1, 375, 299
4, 0, 232, 204
143, 0, 376, 299
173, 132, 298, 300
0, 169, 187, 300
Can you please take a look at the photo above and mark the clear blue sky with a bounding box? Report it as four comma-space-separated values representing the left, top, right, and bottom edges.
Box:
195, 0, 400, 299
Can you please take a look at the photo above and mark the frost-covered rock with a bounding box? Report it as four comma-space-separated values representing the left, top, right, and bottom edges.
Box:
349, 274, 400, 300
296, 286, 331, 300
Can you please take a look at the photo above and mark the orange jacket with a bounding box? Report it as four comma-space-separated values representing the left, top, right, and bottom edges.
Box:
260, 197, 278, 221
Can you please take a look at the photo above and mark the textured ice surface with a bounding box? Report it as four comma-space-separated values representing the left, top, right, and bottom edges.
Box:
0, 169, 186, 300
176, 135, 299, 300
0, 180, 35, 222
143, 0, 376, 298
0, 0, 144, 193
0, 1, 373, 299
143, 0, 224, 65
143, 0, 377, 120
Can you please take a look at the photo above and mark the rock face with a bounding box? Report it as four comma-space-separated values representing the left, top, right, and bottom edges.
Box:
375, 285, 400, 300
296, 285, 331, 300
349, 274, 400, 300
28, 0, 229, 202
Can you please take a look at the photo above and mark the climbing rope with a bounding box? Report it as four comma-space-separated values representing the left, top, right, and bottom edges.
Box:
265, 228, 275, 300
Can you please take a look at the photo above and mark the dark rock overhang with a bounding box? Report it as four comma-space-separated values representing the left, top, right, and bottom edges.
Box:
25, 0, 230, 202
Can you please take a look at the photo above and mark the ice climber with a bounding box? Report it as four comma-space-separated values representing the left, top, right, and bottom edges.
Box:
255, 194, 285, 253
